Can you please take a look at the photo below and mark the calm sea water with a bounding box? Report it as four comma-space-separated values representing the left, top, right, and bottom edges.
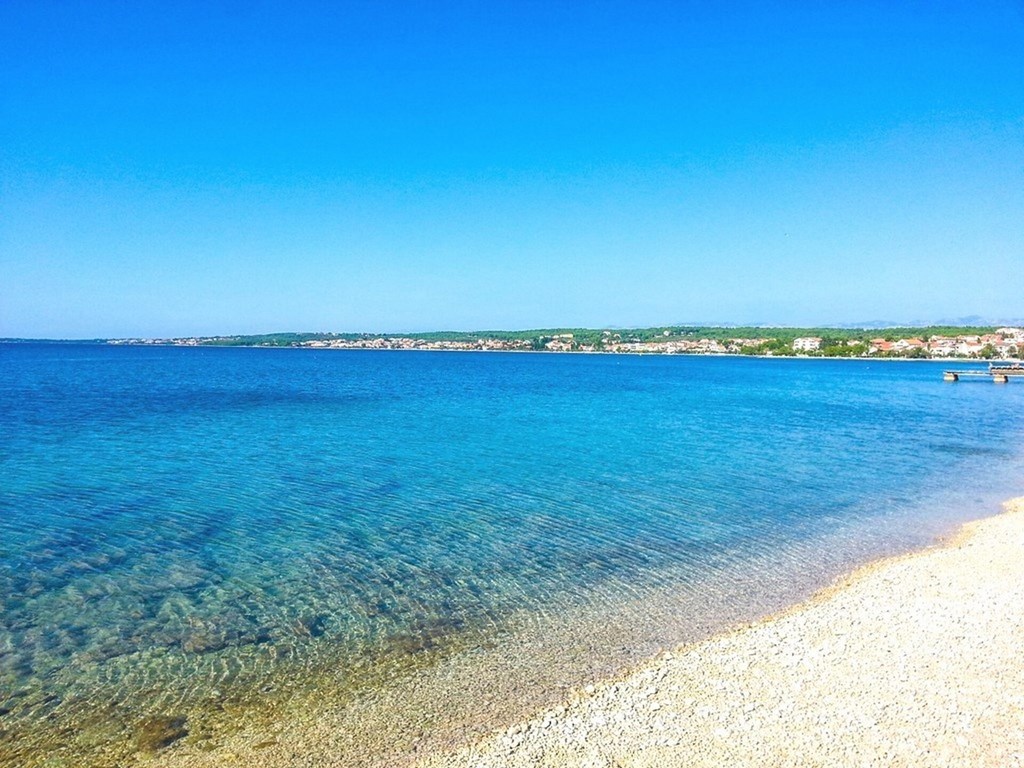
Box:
2, 344, 1023, 765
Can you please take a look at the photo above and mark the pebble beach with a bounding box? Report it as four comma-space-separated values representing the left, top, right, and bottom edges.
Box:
419, 497, 1024, 768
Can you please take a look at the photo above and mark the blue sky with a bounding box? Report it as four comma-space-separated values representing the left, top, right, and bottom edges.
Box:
2, 1, 1022, 337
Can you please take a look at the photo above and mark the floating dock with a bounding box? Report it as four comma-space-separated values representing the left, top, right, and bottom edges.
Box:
944, 365, 1024, 383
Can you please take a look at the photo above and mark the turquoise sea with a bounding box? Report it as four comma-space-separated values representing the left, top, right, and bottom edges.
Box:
2, 344, 1023, 765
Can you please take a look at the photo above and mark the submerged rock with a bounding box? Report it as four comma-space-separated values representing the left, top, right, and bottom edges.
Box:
135, 715, 188, 752
291, 613, 329, 638
181, 631, 230, 654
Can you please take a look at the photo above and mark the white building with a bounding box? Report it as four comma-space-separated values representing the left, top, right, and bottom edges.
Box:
792, 337, 823, 352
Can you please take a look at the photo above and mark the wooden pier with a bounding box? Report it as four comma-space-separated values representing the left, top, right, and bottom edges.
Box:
944, 365, 1024, 383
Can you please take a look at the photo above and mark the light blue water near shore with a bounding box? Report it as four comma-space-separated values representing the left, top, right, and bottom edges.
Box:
2, 344, 1024, 763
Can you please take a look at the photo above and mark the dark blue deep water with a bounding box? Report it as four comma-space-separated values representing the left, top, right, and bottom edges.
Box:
2, 344, 1023, 764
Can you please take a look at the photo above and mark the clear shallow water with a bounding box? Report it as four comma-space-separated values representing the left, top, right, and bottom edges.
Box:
2, 344, 1023, 765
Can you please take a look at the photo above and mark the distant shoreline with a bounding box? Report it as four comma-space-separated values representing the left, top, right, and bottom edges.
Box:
5, 338, 1018, 364
12, 322, 1020, 361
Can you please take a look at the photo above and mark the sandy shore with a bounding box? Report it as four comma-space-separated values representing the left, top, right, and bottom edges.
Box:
417, 498, 1024, 768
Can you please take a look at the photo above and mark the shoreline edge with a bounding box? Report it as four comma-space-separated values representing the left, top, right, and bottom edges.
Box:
418, 497, 1024, 768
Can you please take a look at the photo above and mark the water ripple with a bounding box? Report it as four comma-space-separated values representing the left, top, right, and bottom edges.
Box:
1, 346, 1023, 765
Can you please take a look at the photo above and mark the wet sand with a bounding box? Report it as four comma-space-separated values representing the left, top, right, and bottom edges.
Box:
419, 497, 1024, 767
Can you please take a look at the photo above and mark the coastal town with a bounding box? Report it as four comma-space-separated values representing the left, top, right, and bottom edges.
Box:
108, 327, 1024, 359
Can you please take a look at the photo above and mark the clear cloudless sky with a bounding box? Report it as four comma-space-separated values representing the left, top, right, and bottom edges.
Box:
1, 1, 1022, 338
